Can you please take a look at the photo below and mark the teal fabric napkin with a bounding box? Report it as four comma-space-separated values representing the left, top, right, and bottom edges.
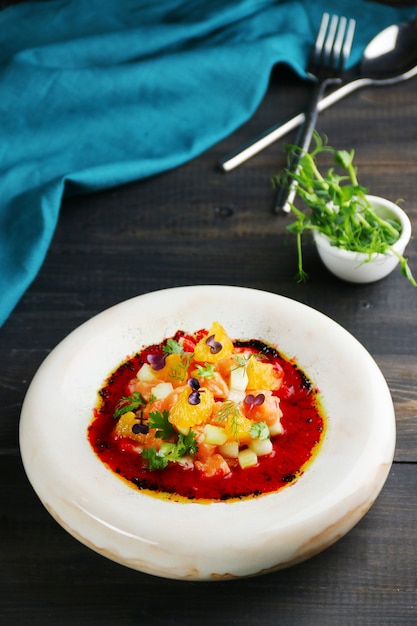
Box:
0, 0, 416, 326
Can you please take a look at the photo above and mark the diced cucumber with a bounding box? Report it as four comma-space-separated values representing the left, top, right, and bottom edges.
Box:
203, 424, 228, 446
219, 440, 239, 458
137, 363, 157, 382
228, 389, 245, 403
238, 448, 258, 469
151, 381, 174, 400
269, 417, 284, 436
229, 365, 248, 392
249, 437, 273, 456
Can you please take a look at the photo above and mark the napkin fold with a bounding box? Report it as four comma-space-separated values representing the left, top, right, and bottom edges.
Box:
0, 0, 416, 326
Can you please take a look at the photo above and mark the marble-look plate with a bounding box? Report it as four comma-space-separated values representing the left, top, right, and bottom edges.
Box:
19, 286, 395, 580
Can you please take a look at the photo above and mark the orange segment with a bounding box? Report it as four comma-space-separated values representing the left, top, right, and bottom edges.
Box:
194, 321, 234, 364
114, 411, 158, 447
153, 353, 191, 386
246, 355, 283, 391
168, 386, 215, 431
212, 401, 253, 444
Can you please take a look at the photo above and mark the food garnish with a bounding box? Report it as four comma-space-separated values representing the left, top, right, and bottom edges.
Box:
88, 322, 325, 501
273, 133, 416, 286
113, 391, 145, 419
142, 410, 198, 470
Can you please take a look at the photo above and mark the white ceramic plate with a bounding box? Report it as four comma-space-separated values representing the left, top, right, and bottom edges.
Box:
19, 286, 395, 580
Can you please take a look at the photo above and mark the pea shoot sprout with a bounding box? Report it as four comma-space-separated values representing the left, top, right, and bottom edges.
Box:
273, 133, 416, 286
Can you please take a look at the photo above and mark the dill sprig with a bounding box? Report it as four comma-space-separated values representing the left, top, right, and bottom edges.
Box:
215, 400, 242, 439
169, 353, 193, 382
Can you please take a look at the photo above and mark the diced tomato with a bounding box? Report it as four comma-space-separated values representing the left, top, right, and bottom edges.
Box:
181, 335, 198, 352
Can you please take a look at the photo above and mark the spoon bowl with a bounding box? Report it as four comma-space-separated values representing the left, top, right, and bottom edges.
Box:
361, 19, 417, 79
219, 18, 417, 171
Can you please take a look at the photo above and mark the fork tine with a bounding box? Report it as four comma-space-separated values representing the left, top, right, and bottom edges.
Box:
332, 16, 348, 67
322, 14, 339, 66
315, 15, 356, 72
314, 12, 330, 60
340, 18, 356, 69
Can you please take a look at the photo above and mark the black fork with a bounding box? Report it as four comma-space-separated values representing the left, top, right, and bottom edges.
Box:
275, 13, 356, 213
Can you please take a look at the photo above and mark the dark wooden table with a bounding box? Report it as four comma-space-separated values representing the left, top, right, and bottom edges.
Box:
1, 64, 416, 625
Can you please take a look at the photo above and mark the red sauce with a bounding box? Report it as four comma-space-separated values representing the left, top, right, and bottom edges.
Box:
87, 333, 325, 502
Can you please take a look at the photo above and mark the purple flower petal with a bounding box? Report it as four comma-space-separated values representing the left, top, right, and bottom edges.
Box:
188, 391, 201, 405
147, 353, 167, 371
244, 393, 265, 406
187, 377, 200, 391
206, 334, 222, 354
132, 423, 149, 435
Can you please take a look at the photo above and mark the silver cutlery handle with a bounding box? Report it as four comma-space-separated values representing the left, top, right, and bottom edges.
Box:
218, 77, 369, 172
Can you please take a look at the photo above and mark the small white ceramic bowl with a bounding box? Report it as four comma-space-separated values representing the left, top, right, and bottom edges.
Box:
313, 195, 412, 283
19, 286, 395, 580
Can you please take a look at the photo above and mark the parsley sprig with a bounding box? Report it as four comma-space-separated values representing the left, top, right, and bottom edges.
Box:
163, 339, 184, 355
113, 391, 146, 419
142, 410, 198, 470
194, 363, 216, 379
273, 133, 416, 286
148, 410, 175, 439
